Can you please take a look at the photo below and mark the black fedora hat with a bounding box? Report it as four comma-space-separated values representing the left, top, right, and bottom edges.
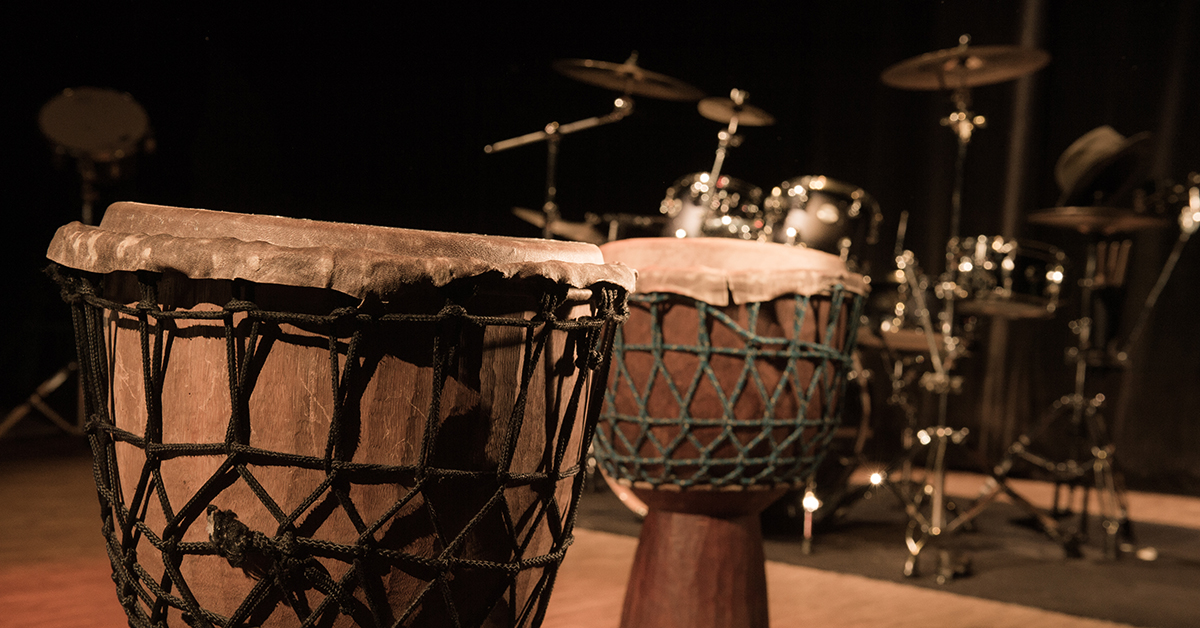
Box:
1055, 126, 1152, 207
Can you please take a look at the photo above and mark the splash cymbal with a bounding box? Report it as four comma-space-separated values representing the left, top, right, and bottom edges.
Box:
881, 44, 1050, 91
553, 54, 704, 101
697, 97, 776, 126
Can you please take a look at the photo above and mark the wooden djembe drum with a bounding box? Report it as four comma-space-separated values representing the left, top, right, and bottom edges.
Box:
592, 238, 866, 628
46, 202, 634, 628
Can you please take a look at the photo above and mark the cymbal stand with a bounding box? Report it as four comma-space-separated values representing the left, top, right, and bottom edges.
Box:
874, 67, 989, 581
485, 96, 634, 239
1121, 173, 1200, 356
705, 89, 748, 191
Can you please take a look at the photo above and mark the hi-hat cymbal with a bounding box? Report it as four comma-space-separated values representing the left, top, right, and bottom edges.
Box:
881, 44, 1050, 91
553, 55, 704, 101
697, 97, 776, 126
512, 207, 607, 244
1027, 206, 1170, 235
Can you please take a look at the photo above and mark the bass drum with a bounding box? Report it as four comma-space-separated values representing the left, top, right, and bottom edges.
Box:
764, 175, 882, 274
659, 172, 770, 241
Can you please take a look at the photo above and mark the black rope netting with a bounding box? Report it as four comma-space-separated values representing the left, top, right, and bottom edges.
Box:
50, 264, 626, 628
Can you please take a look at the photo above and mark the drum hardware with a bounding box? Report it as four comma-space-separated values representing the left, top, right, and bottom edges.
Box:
486, 95, 634, 239
584, 212, 668, 242
701, 89, 766, 217
1121, 173, 1200, 356
875, 37, 1050, 579
870, 250, 989, 582
657, 90, 776, 241
489, 54, 702, 240
972, 177, 1198, 560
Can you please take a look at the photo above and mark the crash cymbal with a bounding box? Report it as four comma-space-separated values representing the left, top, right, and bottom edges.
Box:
881, 44, 1050, 91
512, 207, 607, 244
1027, 206, 1170, 235
553, 54, 704, 101
697, 97, 776, 126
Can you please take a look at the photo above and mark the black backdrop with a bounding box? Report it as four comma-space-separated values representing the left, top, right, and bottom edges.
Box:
7, 1, 1200, 493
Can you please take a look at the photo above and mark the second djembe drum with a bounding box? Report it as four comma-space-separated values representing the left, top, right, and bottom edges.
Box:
46, 202, 634, 628
592, 237, 866, 628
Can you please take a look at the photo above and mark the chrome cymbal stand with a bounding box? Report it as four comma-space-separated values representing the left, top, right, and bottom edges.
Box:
485, 96, 634, 239
876, 75, 988, 583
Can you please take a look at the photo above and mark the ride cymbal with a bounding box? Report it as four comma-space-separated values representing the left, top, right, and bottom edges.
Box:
553, 54, 704, 101
881, 44, 1050, 91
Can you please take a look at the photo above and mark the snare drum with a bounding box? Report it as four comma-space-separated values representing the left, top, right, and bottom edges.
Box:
764, 175, 881, 273
950, 235, 1066, 319
659, 172, 769, 241
48, 203, 634, 628
594, 237, 866, 628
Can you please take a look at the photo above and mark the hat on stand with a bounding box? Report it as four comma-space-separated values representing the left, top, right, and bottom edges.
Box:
1055, 126, 1152, 207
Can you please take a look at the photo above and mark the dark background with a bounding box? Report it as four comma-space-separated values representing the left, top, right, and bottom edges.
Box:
5, 1, 1199, 494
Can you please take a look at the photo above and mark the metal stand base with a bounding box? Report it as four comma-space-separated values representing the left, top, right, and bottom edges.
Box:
971, 392, 1141, 560
0, 362, 81, 441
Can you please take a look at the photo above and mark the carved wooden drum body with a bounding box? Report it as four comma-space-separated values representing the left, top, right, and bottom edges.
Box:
593, 237, 866, 628
47, 203, 633, 628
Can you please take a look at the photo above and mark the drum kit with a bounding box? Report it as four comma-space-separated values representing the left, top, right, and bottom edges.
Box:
490, 35, 1199, 592
33, 40, 1199, 628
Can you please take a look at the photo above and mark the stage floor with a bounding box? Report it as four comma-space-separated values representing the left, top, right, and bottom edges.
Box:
3, 439, 1195, 627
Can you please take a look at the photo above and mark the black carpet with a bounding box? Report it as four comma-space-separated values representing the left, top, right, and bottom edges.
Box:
574, 482, 1200, 628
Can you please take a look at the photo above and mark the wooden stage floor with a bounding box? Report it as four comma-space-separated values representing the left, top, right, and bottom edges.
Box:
4, 444, 1192, 627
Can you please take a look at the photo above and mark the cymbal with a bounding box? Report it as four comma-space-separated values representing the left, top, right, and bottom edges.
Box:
881, 44, 1050, 90
1027, 206, 1170, 235
697, 97, 776, 126
512, 207, 607, 244
553, 55, 704, 101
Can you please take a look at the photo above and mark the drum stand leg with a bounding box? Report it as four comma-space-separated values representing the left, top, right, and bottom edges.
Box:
0, 362, 82, 441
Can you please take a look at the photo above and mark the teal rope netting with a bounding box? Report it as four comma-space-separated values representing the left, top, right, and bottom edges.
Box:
594, 286, 863, 489
49, 264, 626, 628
